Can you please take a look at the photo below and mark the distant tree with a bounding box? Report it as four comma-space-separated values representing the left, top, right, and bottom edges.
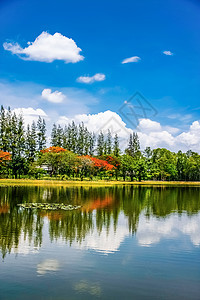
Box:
37, 116, 46, 150
125, 133, 140, 158
71, 121, 78, 153
97, 131, 104, 156
113, 134, 120, 157
56, 125, 63, 147
25, 121, 37, 162
51, 123, 58, 147
106, 129, 112, 155
88, 132, 95, 156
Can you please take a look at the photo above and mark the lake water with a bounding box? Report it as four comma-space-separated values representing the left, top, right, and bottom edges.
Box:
0, 185, 200, 299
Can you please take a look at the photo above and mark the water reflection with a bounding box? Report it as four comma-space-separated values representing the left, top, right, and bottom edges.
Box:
0, 185, 200, 258
137, 213, 200, 247
37, 259, 60, 275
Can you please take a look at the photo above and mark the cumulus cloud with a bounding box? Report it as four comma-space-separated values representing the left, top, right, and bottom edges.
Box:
176, 121, 200, 149
3, 31, 84, 63
58, 111, 200, 153
41, 89, 66, 103
121, 56, 141, 64
77, 73, 106, 84
163, 50, 173, 56
13, 107, 48, 125
137, 118, 176, 149
58, 110, 132, 145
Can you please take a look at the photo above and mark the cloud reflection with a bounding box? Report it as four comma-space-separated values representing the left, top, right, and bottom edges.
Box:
137, 213, 200, 247
37, 259, 60, 275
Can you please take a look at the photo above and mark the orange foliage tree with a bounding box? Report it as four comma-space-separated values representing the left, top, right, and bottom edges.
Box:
40, 146, 67, 153
0, 150, 11, 176
78, 155, 116, 179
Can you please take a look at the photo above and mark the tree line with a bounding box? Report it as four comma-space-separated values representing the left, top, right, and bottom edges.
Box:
0, 105, 200, 181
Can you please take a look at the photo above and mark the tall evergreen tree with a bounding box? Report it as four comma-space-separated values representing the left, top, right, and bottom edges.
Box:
0, 105, 7, 151
37, 117, 46, 150
5, 107, 12, 152
56, 125, 63, 147
71, 121, 78, 153
77, 123, 85, 155
113, 133, 120, 157
51, 123, 58, 147
84, 127, 90, 155
25, 121, 37, 161
106, 129, 112, 155
97, 131, 104, 156
125, 132, 140, 157
89, 132, 95, 156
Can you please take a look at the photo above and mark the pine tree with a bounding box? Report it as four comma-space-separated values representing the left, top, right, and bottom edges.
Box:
125, 132, 140, 157
65, 124, 72, 151
89, 132, 95, 156
5, 107, 12, 152
106, 129, 112, 155
41, 119, 47, 149
62, 125, 68, 149
71, 121, 78, 153
77, 123, 85, 155
25, 124, 31, 158
84, 127, 90, 155
17, 114, 25, 156
37, 116, 46, 150
11, 113, 26, 178
113, 133, 120, 157
0, 105, 7, 151
25, 121, 37, 161
97, 131, 104, 156
57, 125, 63, 147
51, 123, 57, 146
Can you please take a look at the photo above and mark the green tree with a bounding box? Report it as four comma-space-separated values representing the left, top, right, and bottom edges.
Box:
113, 134, 120, 157
37, 116, 46, 150
97, 131, 104, 156
125, 132, 140, 158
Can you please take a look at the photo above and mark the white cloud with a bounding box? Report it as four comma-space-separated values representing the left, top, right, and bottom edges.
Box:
41, 89, 66, 103
137, 119, 176, 149
58, 110, 132, 144
0, 81, 98, 125
77, 73, 106, 84
137, 118, 200, 152
3, 31, 84, 63
137, 118, 162, 132
176, 121, 200, 148
163, 50, 173, 56
121, 56, 141, 64
13, 107, 48, 125
58, 111, 200, 153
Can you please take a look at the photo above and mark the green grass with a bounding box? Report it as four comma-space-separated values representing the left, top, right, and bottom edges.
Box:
0, 178, 200, 187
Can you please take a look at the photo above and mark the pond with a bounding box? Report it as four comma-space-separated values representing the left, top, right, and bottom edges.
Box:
0, 185, 200, 299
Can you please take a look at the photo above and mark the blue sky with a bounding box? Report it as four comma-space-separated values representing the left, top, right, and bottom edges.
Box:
0, 0, 200, 151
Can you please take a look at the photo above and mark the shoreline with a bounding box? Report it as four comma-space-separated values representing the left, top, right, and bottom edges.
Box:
0, 179, 200, 187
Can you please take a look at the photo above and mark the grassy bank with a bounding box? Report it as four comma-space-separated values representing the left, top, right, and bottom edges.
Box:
0, 179, 200, 187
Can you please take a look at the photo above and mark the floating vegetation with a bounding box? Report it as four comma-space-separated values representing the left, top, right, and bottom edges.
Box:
17, 203, 81, 211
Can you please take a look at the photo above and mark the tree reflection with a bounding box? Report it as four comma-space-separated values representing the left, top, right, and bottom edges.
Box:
0, 185, 200, 258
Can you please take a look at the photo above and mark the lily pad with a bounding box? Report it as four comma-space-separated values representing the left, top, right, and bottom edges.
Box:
17, 203, 81, 211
